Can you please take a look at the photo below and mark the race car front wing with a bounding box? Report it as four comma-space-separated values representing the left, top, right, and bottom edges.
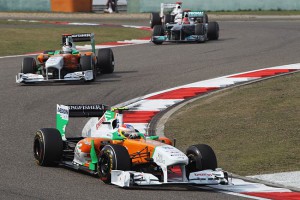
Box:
111, 169, 229, 187
16, 70, 94, 83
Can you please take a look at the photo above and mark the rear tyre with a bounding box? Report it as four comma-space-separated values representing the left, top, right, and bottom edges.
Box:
80, 55, 96, 81
208, 22, 219, 40
150, 12, 161, 28
97, 48, 114, 74
33, 128, 63, 166
97, 144, 131, 184
21, 57, 36, 74
152, 25, 164, 45
164, 14, 172, 24
185, 144, 217, 179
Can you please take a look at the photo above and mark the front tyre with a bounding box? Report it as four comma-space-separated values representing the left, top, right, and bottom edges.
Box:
80, 55, 96, 81
207, 22, 219, 40
185, 144, 217, 179
152, 25, 164, 45
33, 128, 63, 166
97, 48, 114, 74
21, 57, 36, 74
97, 144, 131, 184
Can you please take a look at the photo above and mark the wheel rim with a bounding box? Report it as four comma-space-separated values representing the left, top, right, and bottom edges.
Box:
33, 138, 43, 161
99, 154, 111, 177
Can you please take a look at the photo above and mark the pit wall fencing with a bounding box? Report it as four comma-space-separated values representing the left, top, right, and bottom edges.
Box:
127, 0, 300, 13
1, 0, 300, 13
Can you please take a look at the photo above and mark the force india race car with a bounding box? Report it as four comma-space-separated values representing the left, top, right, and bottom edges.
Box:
33, 104, 229, 187
16, 33, 114, 84
151, 10, 219, 45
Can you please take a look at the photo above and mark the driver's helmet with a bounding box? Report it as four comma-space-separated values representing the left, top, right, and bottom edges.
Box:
118, 124, 139, 138
172, 2, 183, 15
182, 13, 190, 24
62, 44, 72, 54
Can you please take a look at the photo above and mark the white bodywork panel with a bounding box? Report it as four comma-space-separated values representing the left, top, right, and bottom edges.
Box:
16, 70, 94, 83
45, 56, 64, 70
111, 169, 229, 187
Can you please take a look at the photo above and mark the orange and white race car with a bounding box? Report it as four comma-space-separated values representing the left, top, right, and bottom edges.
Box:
33, 104, 229, 187
16, 33, 114, 84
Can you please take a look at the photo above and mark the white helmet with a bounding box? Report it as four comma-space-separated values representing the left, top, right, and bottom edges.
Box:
62, 45, 72, 54
172, 2, 183, 15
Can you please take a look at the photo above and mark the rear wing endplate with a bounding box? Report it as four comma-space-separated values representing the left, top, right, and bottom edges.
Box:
56, 104, 109, 140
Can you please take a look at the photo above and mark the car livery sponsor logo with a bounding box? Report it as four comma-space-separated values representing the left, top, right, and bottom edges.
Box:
156, 153, 165, 164
68, 105, 105, 110
72, 33, 91, 38
194, 173, 212, 176
186, 11, 204, 17
57, 105, 69, 120
96, 115, 106, 130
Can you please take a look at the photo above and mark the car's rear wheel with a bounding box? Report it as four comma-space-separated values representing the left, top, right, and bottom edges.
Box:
97, 48, 114, 74
150, 12, 161, 28
97, 144, 131, 184
21, 57, 36, 74
80, 55, 96, 81
152, 25, 164, 45
33, 128, 63, 166
185, 144, 217, 179
164, 14, 172, 24
208, 22, 219, 40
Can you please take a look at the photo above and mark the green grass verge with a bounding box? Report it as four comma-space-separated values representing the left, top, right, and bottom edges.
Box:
165, 72, 300, 176
0, 20, 150, 56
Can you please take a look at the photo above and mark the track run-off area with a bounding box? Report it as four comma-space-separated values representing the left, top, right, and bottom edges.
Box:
1, 15, 300, 199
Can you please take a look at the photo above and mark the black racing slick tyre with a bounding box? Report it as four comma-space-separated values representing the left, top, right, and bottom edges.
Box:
21, 57, 36, 74
185, 144, 217, 179
33, 128, 63, 166
80, 55, 96, 81
152, 25, 164, 45
208, 22, 219, 40
97, 144, 131, 184
164, 14, 172, 24
97, 48, 114, 74
150, 12, 161, 28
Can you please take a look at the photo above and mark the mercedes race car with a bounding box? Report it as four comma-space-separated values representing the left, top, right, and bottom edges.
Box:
16, 33, 114, 84
151, 11, 219, 45
33, 104, 229, 187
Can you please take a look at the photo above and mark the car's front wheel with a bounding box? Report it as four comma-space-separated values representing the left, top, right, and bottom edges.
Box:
208, 22, 219, 40
80, 55, 96, 81
152, 25, 164, 45
21, 57, 36, 74
97, 144, 131, 183
185, 144, 217, 179
97, 48, 114, 74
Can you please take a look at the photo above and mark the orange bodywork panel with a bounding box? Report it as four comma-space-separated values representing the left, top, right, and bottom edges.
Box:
63, 54, 80, 70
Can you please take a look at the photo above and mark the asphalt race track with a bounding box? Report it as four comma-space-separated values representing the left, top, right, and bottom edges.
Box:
1, 18, 300, 199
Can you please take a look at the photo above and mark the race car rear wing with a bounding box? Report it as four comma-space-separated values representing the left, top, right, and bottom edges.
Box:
160, 2, 181, 17
62, 33, 96, 53
56, 104, 109, 140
